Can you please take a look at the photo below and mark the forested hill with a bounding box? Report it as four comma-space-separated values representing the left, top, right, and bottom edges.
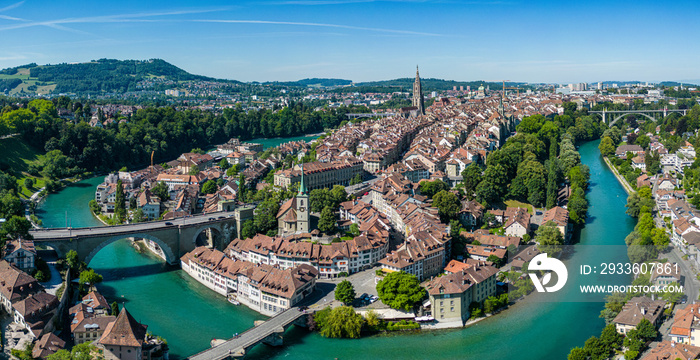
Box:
0, 59, 225, 94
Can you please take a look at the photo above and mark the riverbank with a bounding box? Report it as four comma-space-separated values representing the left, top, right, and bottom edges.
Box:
603, 156, 635, 194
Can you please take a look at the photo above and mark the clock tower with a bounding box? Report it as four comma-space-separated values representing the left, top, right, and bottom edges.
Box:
296, 163, 310, 233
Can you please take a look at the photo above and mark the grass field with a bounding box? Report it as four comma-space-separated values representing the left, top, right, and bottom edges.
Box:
0, 136, 49, 198
0, 67, 57, 95
503, 199, 534, 214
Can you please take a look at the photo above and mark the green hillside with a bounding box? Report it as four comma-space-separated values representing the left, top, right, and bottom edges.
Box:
0, 136, 46, 198
0, 58, 224, 95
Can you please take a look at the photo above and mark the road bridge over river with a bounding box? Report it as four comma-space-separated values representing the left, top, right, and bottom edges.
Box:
29, 211, 239, 265
188, 307, 311, 360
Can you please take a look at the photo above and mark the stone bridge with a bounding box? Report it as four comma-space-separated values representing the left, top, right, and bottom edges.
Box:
188, 307, 312, 360
28, 211, 237, 265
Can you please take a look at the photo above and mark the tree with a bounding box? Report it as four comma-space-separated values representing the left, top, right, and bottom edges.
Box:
535, 221, 564, 255
568, 347, 588, 360
132, 208, 145, 223
599, 324, 623, 353
376, 271, 426, 311
599, 136, 616, 157
461, 165, 482, 198
318, 206, 337, 234
114, 179, 126, 223
546, 161, 558, 209
419, 179, 449, 199
625, 192, 655, 218
330, 185, 348, 206
226, 165, 240, 178
218, 158, 231, 170
151, 181, 170, 201
487, 254, 504, 267
334, 280, 356, 305
79, 269, 103, 288
188, 166, 200, 175
349, 173, 363, 186
568, 186, 588, 223
1, 216, 32, 239
241, 220, 256, 239
316, 306, 364, 339
432, 190, 460, 222
310, 188, 333, 213
349, 223, 360, 237
65, 250, 81, 272
476, 164, 508, 206
253, 199, 280, 235
635, 318, 657, 341
23, 178, 34, 189
111, 301, 119, 316
202, 180, 218, 194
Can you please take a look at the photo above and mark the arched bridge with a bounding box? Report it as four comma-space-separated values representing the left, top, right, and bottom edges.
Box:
28, 212, 237, 265
590, 108, 687, 125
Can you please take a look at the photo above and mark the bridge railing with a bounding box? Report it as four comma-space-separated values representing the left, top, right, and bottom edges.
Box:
29, 210, 234, 232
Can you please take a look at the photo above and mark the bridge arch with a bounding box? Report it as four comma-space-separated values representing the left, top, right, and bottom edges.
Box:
609, 112, 657, 126
190, 222, 235, 251
84, 233, 177, 265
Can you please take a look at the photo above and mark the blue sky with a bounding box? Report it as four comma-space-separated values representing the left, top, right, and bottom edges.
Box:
0, 0, 698, 83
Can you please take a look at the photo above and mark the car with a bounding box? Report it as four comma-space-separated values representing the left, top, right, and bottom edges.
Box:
208, 217, 215, 221
164, 222, 173, 226
364, 192, 369, 196
359, 293, 368, 300
369, 295, 378, 303
218, 216, 225, 219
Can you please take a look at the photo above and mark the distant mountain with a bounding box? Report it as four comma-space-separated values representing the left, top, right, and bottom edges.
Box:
265, 78, 352, 87
0, 59, 237, 95
353, 78, 526, 92
659, 81, 700, 87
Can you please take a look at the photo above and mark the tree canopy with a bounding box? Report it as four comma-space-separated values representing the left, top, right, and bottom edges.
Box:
376, 271, 426, 311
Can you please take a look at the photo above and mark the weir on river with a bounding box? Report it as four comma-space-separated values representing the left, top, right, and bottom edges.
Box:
37, 139, 636, 359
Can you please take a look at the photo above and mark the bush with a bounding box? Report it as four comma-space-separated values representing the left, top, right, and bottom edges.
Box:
386, 320, 420, 331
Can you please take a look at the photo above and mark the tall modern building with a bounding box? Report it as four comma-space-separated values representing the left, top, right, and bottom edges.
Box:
413, 66, 425, 115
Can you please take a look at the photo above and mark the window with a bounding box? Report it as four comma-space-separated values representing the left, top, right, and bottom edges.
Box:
451, 307, 454, 312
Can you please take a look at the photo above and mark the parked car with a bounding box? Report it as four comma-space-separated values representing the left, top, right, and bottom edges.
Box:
165, 222, 173, 226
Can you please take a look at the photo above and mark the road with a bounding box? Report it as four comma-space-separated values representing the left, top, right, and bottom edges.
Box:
29, 211, 235, 240
188, 307, 307, 360
664, 247, 699, 303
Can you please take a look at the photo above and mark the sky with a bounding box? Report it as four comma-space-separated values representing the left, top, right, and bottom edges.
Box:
0, 0, 699, 84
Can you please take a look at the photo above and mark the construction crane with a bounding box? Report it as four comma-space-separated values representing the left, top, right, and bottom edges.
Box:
485, 80, 520, 98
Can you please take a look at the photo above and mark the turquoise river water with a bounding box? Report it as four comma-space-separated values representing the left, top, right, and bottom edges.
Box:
37, 139, 635, 359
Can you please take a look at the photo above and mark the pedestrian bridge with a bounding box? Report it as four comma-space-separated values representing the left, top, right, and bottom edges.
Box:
28, 212, 237, 265
188, 307, 311, 360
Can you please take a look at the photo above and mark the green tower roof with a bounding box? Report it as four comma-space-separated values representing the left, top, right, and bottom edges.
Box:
298, 163, 308, 195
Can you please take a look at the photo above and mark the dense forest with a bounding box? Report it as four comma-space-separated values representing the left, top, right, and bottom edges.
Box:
27, 59, 218, 94
0, 98, 367, 175
462, 102, 602, 224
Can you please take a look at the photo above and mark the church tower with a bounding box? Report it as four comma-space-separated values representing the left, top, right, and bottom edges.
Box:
412, 66, 425, 115
296, 163, 309, 233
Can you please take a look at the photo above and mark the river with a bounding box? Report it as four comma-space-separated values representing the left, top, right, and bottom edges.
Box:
37, 139, 635, 359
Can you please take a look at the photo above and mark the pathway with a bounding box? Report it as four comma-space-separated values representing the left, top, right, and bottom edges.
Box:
603, 157, 635, 194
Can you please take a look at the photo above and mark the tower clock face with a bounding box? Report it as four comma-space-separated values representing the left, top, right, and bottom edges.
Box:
299, 207, 306, 212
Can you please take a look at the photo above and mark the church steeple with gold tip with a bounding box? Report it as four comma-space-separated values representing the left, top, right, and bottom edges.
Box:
412, 65, 425, 115
295, 163, 309, 233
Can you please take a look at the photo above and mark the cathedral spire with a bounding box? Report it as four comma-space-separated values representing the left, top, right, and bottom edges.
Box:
298, 163, 307, 195
412, 66, 424, 115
